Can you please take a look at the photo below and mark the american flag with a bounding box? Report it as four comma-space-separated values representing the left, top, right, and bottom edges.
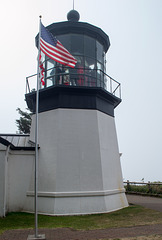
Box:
40, 22, 77, 68
39, 53, 45, 86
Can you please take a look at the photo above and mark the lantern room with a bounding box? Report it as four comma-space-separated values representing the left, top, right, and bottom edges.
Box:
35, 10, 110, 90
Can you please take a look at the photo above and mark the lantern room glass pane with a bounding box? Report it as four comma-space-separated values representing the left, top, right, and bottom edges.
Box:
74, 56, 84, 86
46, 78, 54, 87
57, 34, 71, 52
71, 34, 84, 55
97, 61, 104, 88
85, 57, 96, 70
84, 36, 95, 58
46, 59, 55, 78
97, 41, 104, 64
84, 57, 96, 87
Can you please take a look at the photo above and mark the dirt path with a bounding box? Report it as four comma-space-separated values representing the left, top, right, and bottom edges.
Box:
0, 224, 162, 240
126, 194, 162, 212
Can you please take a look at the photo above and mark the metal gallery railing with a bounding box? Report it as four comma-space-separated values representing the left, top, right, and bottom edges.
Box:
26, 67, 121, 99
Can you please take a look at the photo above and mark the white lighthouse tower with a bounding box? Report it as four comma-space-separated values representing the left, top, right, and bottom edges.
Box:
25, 10, 128, 215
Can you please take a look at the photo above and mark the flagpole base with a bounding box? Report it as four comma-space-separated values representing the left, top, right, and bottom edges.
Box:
27, 234, 46, 240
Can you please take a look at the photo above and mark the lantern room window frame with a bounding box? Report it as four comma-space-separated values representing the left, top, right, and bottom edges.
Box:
42, 34, 106, 89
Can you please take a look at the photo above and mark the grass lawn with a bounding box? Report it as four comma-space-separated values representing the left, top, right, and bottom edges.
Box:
103, 236, 162, 240
0, 205, 162, 235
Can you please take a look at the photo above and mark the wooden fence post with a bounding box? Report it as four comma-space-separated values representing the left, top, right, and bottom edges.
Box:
127, 180, 130, 191
148, 181, 152, 193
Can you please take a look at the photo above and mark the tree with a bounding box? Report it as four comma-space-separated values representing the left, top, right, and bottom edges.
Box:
16, 108, 32, 134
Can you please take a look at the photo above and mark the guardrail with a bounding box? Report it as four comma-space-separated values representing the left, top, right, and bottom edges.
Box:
26, 67, 121, 99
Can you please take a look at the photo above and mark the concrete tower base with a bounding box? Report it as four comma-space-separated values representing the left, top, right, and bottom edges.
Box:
24, 108, 128, 215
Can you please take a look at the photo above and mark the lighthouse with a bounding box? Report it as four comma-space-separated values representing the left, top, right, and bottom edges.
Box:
25, 10, 128, 215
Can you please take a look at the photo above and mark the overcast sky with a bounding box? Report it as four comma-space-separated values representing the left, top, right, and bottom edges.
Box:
1, 0, 162, 183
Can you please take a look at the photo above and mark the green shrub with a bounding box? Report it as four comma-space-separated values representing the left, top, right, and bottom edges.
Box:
125, 183, 162, 195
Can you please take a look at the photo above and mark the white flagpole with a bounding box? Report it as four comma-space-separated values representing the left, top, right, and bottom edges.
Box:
28, 16, 45, 240
35, 15, 41, 238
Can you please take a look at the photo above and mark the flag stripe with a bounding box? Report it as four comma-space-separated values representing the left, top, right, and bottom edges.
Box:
57, 41, 76, 60
41, 47, 75, 68
40, 45, 76, 67
41, 38, 76, 62
40, 22, 77, 68
39, 53, 45, 85
40, 38, 77, 64
40, 45, 75, 67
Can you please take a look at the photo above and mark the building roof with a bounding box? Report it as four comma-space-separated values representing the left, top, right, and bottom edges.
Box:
0, 134, 35, 151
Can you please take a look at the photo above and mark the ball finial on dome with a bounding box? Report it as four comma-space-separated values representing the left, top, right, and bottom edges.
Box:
67, 10, 80, 22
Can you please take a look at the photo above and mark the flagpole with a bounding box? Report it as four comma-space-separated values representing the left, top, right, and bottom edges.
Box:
35, 15, 41, 238
28, 15, 45, 240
